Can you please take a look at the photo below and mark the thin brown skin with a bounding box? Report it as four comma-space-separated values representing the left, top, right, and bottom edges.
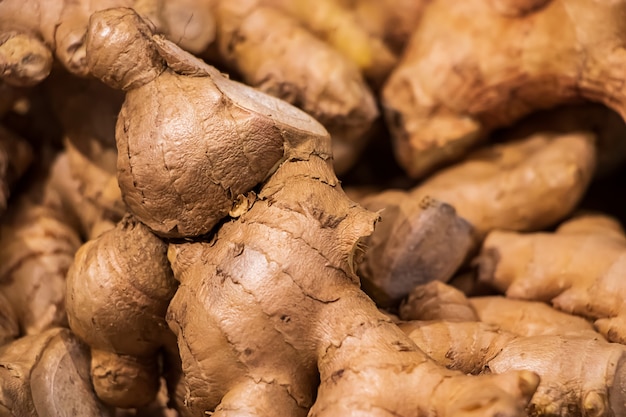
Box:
86, 8, 329, 238
399, 281, 479, 322
400, 320, 626, 417
66, 215, 178, 408
357, 193, 473, 307
476, 213, 626, 344
0, 125, 32, 214
0, 292, 18, 346
0, 155, 82, 338
0, 328, 112, 417
412, 132, 596, 239
70, 9, 539, 416
214, 0, 379, 175
383, 0, 626, 178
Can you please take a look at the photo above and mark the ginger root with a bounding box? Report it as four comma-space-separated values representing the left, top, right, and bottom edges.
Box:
66, 9, 539, 416
383, 0, 626, 177
477, 213, 626, 344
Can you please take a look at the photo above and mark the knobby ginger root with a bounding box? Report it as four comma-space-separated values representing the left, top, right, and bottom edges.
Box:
66, 215, 177, 408
383, 0, 626, 177
66, 9, 539, 416
356, 194, 473, 307
0, 328, 112, 417
400, 320, 626, 417
476, 213, 626, 344
0, 292, 18, 346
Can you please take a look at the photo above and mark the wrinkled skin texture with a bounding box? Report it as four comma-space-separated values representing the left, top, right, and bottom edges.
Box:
477, 214, 626, 344
383, 0, 626, 178
401, 320, 626, 417
66, 216, 177, 408
166, 157, 537, 417
67, 9, 540, 417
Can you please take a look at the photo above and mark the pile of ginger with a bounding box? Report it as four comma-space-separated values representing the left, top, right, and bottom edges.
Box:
2, 1, 626, 416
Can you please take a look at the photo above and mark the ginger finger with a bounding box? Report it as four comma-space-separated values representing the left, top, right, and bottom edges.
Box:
0, 125, 32, 214
66, 215, 178, 408
399, 281, 479, 322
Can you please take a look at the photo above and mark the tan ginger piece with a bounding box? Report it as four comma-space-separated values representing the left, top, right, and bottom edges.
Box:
0, 155, 82, 339
0, 292, 18, 346
383, 0, 626, 178
66, 216, 177, 408
0, 125, 32, 214
399, 281, 479, 322
400, 320, 626, 417
67, 9, 539, 416
357, 194, 473, 307
0, 0, 215, 85
214, 0, 379, 174
86, 7, 329, 238
412, 132, 596, 239
476, 213, 626, 344
0, 328, 112, 417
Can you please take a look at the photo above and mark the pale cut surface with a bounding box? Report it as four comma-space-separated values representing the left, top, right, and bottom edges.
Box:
0, 328, 112, 417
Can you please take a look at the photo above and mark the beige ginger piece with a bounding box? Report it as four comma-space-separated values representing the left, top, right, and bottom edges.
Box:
67, 9, 539, 416
476, 213, 626, 344
413, 132, 596, 239
383, 0, 626, 178
214, 0, 379, 174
